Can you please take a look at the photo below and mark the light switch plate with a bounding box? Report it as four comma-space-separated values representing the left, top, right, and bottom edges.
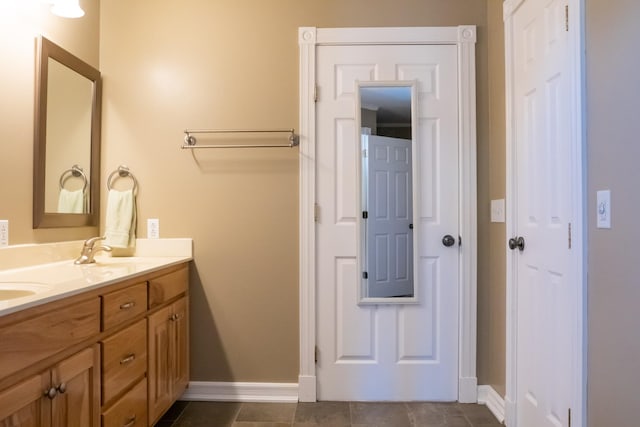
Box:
596, 190, 611, 229
491, 199, 505, 223
147, 218, 160, 239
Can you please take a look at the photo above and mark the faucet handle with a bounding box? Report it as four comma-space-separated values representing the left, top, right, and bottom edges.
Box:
84, 236, 106, 248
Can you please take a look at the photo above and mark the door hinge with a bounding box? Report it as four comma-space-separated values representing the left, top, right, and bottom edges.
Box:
315, 346, 319, 363
314, 203, 320, 223
314, 84, 318, 102
362, 271, 368, 279
362, 211, 368, 219
565, 5, 569, 31
568, 222, 572, 249
568, 408, 572, 427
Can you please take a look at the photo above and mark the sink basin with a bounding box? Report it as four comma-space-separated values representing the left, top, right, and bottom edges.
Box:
0, 282, 51, 301
89, 257, 160, 269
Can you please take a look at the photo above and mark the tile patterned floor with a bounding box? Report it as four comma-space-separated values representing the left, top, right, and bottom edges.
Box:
155, 400, 503, 426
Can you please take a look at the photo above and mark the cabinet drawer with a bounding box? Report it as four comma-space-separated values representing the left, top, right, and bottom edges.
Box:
0, 297, 100, 379
102, 283, 147, 330
148, 266, 188, 308
102, 319, 147, 404
102, 377, 147, 427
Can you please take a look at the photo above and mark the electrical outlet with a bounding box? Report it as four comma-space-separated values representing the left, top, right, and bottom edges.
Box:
0, 220, 8, 247
147, 218, 160, 239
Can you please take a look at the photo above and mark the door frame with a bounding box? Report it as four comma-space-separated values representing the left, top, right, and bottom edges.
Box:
298, 26, 478, 402
503, 0, 586, 425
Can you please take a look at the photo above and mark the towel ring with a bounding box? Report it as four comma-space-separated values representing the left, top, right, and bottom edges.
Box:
107, 165, 138, 192
59, 164, 88, 192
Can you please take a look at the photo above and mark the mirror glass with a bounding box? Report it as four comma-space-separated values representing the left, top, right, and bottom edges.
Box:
358, 82, 417, 303
34, 36, 101, 228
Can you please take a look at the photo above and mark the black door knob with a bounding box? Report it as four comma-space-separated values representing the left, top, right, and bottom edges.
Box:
508, 236, 525, 251
442, 235, 456, 247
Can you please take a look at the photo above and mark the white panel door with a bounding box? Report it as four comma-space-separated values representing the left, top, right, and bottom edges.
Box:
365, 135, 413, 298
316, 44, 459, 401
512, 0, 574, 425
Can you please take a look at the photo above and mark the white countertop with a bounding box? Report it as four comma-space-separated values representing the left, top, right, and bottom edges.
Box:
0, 239, 192, 317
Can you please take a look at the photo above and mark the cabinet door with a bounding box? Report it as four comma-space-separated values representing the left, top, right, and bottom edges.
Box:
148, 305, 172, 424
170, 297, 189, 401
51, 346, 100, 427
0, 373, 50, 427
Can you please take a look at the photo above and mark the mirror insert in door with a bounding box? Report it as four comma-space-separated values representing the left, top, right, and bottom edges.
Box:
357, 81, 418, 304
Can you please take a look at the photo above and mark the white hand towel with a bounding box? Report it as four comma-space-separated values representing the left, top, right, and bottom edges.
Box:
104, 189, 137, 248
57, 189, 85, 213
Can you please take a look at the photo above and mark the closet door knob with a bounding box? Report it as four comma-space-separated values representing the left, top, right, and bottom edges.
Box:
508, 236, 525, 251
442, 235, 456, 247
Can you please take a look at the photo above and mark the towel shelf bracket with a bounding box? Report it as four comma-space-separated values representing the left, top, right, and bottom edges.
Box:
181, 128, 299, 149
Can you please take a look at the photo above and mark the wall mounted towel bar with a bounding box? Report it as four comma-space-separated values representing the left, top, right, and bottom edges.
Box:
181, 129, 299, 149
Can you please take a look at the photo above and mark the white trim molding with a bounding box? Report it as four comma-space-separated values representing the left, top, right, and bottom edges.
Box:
180, 381, 298, 403
299, 26, 478, 403
298, 26, 318, 403
478, 385, 506, 424
503, 0, 586, 426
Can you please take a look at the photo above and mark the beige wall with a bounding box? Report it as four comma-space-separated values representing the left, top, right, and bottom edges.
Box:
586, 0, 640, 424
478, 0, 506, 396
0, 0, 99, 242
100, 0, 496, 383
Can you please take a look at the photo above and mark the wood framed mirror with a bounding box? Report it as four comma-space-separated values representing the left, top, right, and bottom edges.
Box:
33, 36, 101, 228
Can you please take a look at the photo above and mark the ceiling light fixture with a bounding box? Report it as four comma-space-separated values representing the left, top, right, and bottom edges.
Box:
50, 0, 85, 18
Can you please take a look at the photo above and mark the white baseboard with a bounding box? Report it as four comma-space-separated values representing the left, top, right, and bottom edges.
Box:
180, 381, 298, 403
477, 385, 505, 424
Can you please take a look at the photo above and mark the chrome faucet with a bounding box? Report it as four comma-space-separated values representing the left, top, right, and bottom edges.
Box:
74, 236, 113, 264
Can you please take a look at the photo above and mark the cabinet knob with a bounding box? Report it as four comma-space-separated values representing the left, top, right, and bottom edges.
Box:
57, 383, 67, 394
44, 387, 57, 399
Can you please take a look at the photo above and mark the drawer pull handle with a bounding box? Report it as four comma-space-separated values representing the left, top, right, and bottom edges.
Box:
119, 301, 136, 310
44, 387, 57, 399
57, 383, 67, 394
123, 415, 137, 427
120, 353, 136, 365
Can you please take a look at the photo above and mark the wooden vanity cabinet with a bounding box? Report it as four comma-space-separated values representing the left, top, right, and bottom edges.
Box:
0, 262, 189, 427
101, 264, 189, 427
0, 345, 100, 427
